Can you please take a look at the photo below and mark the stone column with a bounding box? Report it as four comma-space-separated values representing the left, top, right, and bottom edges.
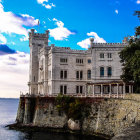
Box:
129, 85, 131, 93
109, 84, 111, 98
23, 98, 31, 124
132, 85, 133, 93
101, 84, 103, 97
123, 83, 126, 98
117, 83, 119, 98
93, 85, 95, 97
85, 85, 87, 97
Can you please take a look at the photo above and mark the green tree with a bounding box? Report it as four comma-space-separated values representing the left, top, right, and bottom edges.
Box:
119, 11, 140, 93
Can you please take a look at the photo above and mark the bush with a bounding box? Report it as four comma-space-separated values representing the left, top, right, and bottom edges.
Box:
56, 94, 91, 120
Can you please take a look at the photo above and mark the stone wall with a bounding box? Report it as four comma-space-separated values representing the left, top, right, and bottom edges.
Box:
16, 94, 140, 137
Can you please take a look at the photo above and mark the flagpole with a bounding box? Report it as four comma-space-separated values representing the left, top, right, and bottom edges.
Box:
38, 19, 40, 33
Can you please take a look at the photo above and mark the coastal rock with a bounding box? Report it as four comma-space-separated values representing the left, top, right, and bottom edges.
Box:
68, 119, 80, 131
111, 123, 140, 140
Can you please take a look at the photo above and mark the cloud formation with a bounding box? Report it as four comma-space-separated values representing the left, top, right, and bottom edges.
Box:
77, 32, 106, 49
0, 2, 38, 42
0, 51, 29, 98
0, 34, 7, 44
37, 0, 55, 9
136, 0, 140, 4
0, 44, 16, 55
49, 18, 75, 40
115, 9, 119, 14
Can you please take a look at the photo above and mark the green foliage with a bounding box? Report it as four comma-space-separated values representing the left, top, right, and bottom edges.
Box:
119, 20, 140, 92
134, 11, 140, 20
56, 94, 90, 120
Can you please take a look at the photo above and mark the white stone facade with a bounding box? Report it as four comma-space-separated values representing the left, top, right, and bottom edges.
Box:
28, 29, 127, 95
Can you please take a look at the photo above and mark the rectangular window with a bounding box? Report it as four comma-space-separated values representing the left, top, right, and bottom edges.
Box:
76, 71, 79, 79
76, 86, 83, 94
100, 53, 104, 58
80, 86, 83, 93
108, 67, 112, 77
60, 85, 63, 94
60, 85, 67, 94
64, 71, 67, 79
80, 71, 83, 80
60, 70, 67, 79
107, 53, 112, 58
100, 67, 104, 77
60, 70, 63, 79
76, 58, 84, 64
76, 71, 83, 80
87, 70, 91, 79
88, 59, 91, 63
64, 85, 67, 94
60, 58, 68, 63
76, 86, 79, 94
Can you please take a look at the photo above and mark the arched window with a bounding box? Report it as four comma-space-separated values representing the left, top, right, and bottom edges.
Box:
100, 67, 104, 77
87, 70, 91, 79
108, 67, 112, 77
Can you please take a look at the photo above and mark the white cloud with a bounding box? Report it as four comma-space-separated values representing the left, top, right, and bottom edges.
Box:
37, 0, 48, 4
0, 2, 38, 42
49, 18, 75, 40
0, 34, 7, 44
87, 32, 106, 43
136, 0, 140, 4
115, 9, 119, 14
77, 38, 90, 49
77, 32, 106, 49
0, 51, 29, 98
37, 0, 55, 9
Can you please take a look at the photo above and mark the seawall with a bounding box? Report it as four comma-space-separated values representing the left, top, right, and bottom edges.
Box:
15, 94, 140, 138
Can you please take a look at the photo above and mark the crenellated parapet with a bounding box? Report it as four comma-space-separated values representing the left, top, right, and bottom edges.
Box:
51, 46, 91, 54
91, 42, 127, 48
29, 29, 49, 39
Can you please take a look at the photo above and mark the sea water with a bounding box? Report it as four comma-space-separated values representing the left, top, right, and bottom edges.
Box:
0, 98, 105, 140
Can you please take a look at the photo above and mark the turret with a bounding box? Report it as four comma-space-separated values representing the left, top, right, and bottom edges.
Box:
31, 29, 35, 35
90, 38, 94, 48
28, 29, 50, 95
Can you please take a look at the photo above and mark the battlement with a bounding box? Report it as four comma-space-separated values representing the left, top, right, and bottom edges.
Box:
92, 42, 127, 48
50, 46, 91, 54
29, 29, 49, 40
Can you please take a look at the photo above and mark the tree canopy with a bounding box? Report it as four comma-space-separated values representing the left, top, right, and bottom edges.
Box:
119, 11, 140, 93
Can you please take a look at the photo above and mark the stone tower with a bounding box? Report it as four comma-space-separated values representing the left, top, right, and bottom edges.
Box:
28, 29, 49, 94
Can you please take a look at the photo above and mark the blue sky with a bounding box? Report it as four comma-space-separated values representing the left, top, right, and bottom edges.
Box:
0, 0, 140, 52
0, 0, 139, 97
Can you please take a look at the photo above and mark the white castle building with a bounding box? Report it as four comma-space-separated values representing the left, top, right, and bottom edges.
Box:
28, 29, 133, 97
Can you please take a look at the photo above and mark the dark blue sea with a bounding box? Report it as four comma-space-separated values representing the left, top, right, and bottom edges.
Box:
0, 98, 105, 140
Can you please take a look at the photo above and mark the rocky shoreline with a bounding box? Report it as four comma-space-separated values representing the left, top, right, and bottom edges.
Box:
7, 122, 140, 140
14, 94, 140, 140
6, 123, 109, 140
112, 122, 140, 140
